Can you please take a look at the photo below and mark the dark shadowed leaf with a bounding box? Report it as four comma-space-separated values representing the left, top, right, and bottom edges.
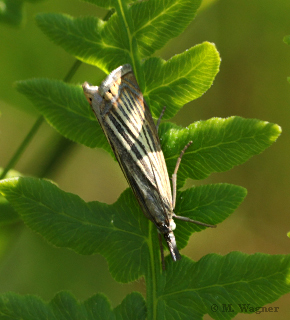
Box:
0, 177, 245, 283
157, 253, 290, 320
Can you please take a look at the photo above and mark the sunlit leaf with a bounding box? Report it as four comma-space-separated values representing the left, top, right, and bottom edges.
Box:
0, 168, 21, 225
129, 0, 202, 57
35, 13, 132, 74
16, 79, 110, 151
160, 117, 282, 186
143, 42, 220, 118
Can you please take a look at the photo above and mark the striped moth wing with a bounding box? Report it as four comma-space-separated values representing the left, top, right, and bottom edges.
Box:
83, 64, 181, 261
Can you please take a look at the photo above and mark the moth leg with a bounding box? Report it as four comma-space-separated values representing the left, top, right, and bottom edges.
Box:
156, 106, 166, 131
158, 233, 166, 271
172, 141, 193, 210
172, 213, 216, 228
171, 142, 216, 228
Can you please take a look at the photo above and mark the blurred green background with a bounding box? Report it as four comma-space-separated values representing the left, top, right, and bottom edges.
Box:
0, 0, 290, 319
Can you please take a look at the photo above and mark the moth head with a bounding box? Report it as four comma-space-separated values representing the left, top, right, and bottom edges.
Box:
82, 82, 100, 106
157, 220, 175, 234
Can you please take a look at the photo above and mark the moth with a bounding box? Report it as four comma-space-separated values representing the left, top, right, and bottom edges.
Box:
83, 64, 215, 265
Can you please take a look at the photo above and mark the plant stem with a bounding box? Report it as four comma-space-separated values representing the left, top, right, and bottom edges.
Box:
145, 223, 162, 320
103, 8, 115, 21
37, 134, 75, 179
0, 116, 44, 180
115, 0, 143, 85
63, 59, 82, 83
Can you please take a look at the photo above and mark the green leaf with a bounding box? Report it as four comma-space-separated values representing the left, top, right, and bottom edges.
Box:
35, 0, 206, 75
156, 253, 290, 320
29, 3, 220, 147
0, 168, 21, 225
114, 292, 146, 320
49, 292, 84, 320
84, 293, 115, 320
35, 13, 132, 74
143, 42, 220, 118
0, 291, 144, 319
0, 177, 245, 283
16, 79, 110, 151
130, 0, 202, 57
15, 43, 220, 153
160, 117, 282, 185
0, 293, 56, 319
82, 0, 125, 10
0, 177, 149, 283
1, 253, 289, 319
174, 184, 247, 249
